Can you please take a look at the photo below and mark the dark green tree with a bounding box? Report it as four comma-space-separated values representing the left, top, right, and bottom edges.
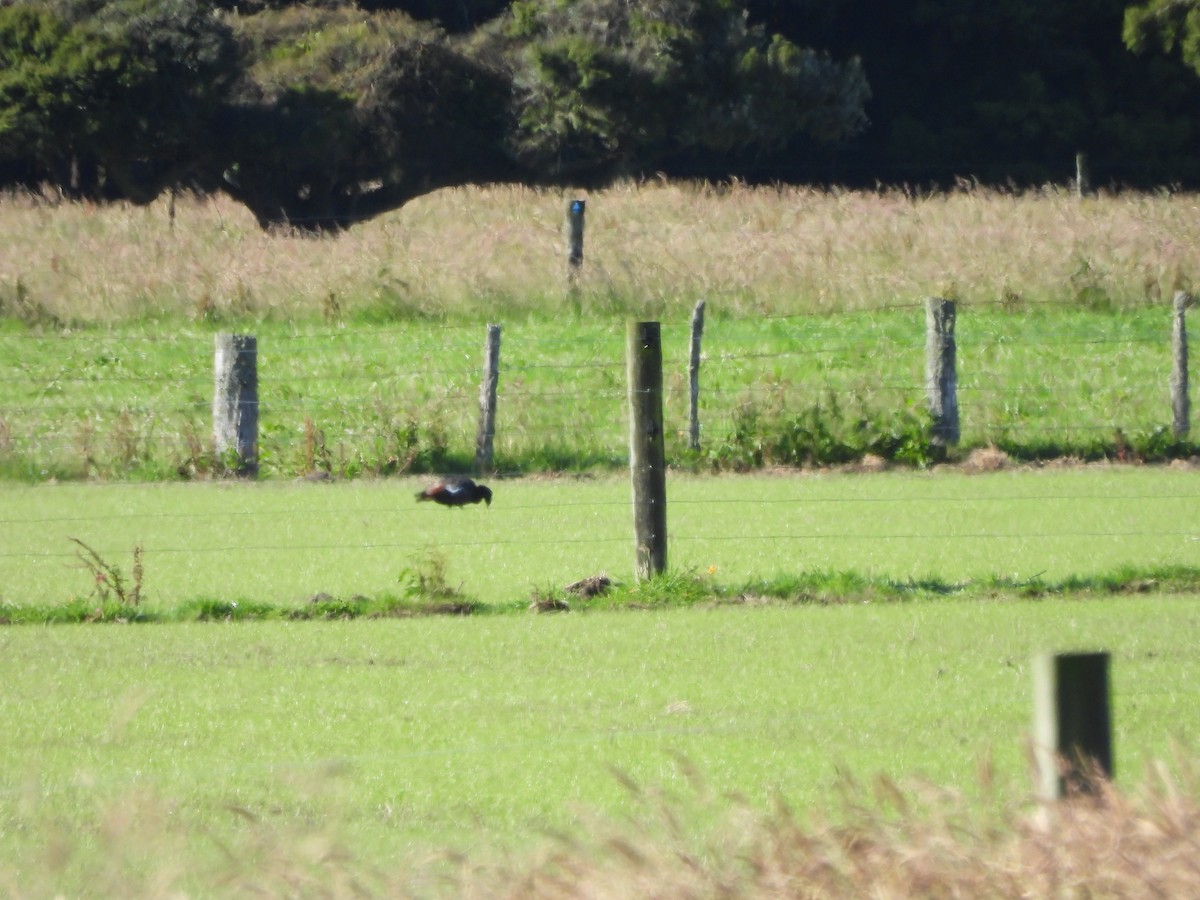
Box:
0, 7, 67, 178
2, 0, 869, 230
740, 0, 1200, 188
216, 0, 870, 230
1124, 0, 1200, 73
489, 0, 868, 181
0, 0, 237, 199
213, 7, 516, 230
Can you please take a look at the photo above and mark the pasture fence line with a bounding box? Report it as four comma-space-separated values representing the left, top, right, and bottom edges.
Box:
2, 298, 1197, 487
201, 295, 1196, 482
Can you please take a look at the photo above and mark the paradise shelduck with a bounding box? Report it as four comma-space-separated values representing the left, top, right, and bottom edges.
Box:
415, 477, 493, 508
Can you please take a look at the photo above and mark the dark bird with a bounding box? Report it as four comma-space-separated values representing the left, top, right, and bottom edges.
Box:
415, 477, 493, 508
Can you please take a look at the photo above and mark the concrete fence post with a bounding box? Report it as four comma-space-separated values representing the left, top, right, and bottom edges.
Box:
213, 333, 258, 477
925, 297, 959, 447
1171, 291, 1192, 439
476, 324, 502, 474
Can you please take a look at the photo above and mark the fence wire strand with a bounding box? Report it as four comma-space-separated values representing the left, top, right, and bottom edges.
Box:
0, 303, 1195, 489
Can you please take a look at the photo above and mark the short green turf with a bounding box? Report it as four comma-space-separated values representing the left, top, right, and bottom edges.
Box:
2, 467, 1199, 609
1, 596, 1197, 890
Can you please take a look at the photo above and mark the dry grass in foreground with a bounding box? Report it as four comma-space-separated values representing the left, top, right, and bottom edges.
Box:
2, 181, 1199, 322
6, 757, 1198, 897
482, 761, 1200, 899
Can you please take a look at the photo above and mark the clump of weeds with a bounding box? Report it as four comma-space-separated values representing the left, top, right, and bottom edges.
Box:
70, 537, 144, 608
394, 549, 478, 614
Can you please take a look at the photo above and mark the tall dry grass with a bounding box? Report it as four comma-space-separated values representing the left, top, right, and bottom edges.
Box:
2, 181, 1199, 322
6, 759, 1198, 897
489, 764, 1200, 899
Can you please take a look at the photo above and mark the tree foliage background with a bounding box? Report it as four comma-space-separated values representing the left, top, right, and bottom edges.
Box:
1, 0, 1198, 231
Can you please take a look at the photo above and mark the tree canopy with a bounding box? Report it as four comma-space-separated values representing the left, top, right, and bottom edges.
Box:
0, 0, 869, 230
747, 0, 1200, 189
1124, 0, 1200, 73
2, 0, 1200, 231
0, 0, 237, 199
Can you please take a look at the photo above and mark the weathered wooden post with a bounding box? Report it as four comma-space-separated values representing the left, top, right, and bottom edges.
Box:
1033, 651, 1113, 801
476, 323, 502, 474
688, 300, 706, 453
566, 198, 585, 290
925, 297, 959, 447
1171, 291, 1192, 439
213, 333, 258, 477
627, 320, 667, 580
1075, 152, 1091, 199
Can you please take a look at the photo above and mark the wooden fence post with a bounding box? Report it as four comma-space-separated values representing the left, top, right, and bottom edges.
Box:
627, 320, 667, 580
1033, 651, 1113, 801
213, 333, 258, 477
688, 300, 706, 452
925, 297, 959, 447
1075, 152, 1091, 199
476, 323, 502, 474
1171, 291, 1191, 439
566, 198, 585, 290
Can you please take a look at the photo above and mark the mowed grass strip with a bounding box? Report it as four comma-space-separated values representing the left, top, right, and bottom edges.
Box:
1, 597, 1198, 893
2, 467, 1200, 610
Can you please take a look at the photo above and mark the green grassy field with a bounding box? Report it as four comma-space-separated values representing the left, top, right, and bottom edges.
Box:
3, 467, 1200, 893
2, 596, 1198, 893
0, 305, 1192, 481
4, 185, 1200, 893
2, 468, 1200, 611
4, 183, 1200, 481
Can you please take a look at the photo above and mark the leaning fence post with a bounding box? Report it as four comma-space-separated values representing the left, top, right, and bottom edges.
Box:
627, 320, 667, 580
566, 198, 585, 292
1033, 651, 1113, 801
1171, 291, 1192, 439
213, 333, 258, 477
476, 323, 502, 474
925, 297, 959, 447
688, 300, 706, 452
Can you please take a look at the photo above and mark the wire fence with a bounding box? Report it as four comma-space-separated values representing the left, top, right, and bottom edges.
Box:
3, 300, 1200, 607
0, 300, 1193, 483
2, 473, 1199, 614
